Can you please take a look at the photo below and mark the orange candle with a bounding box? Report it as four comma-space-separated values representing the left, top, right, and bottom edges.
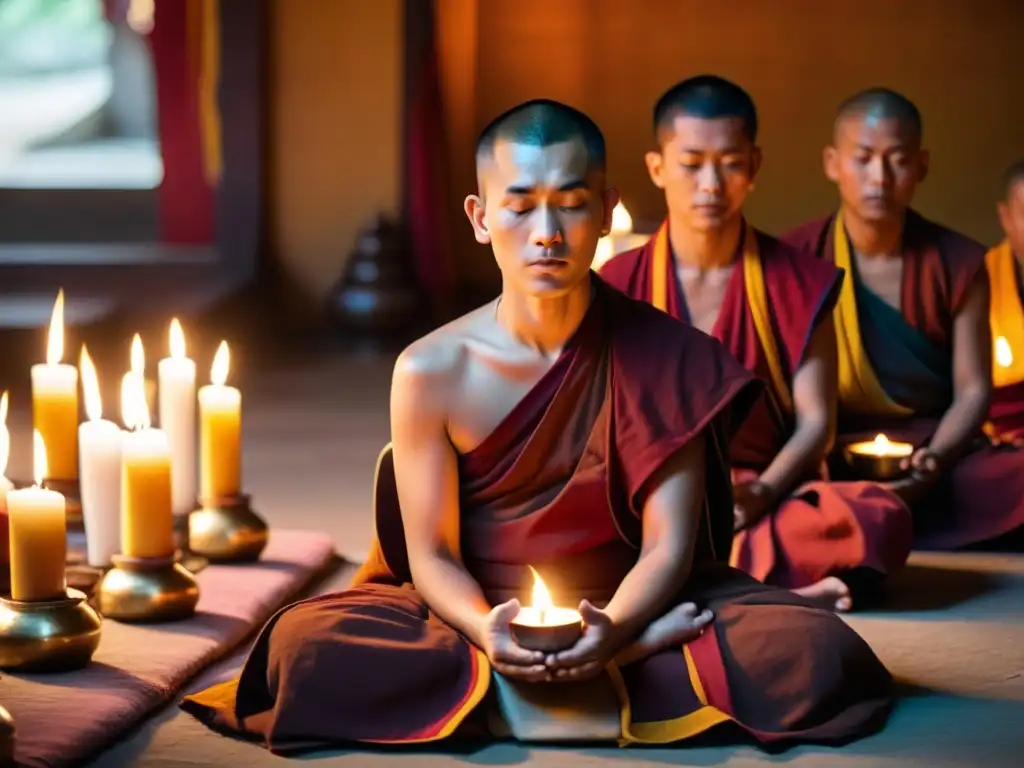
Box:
31, 289, 78, 481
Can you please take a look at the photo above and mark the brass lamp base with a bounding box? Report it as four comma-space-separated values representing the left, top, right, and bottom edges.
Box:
188, 494, 268, 563
0, 589, 102, 672
95, 554, 199, 623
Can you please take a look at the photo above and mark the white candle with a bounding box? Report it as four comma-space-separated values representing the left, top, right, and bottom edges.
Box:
0, 392, 12, 514
31, 289, 79, 482
158, 318, 197, 516
6, 431, 67, 602
77, 345, 123, 568
199, 341, 242, 501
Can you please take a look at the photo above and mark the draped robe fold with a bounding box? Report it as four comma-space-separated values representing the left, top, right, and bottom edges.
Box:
985, 240, 1024, 438
180, 278, 892, 751
600, 222, 912, 588
783, 209, 1024, 549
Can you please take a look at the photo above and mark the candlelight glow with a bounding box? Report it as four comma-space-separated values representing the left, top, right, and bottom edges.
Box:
33, 429, 48, 486
592, 236, 614, 270
130, 333, 145, 377
211, 341, 230, 386
170, 318, 186, 360
127, 0, 155, 35
46, 289, 65, 365
529, 566, 554, 622
996, 335, 1013, 368
864, 433, 912, 457
80, 345, 103, 422
610, 202, 633, 235
121, 355, 151, 432
0, 390, 8, 477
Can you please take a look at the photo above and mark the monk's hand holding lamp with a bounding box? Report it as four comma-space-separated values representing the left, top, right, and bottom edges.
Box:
509, 567, 582, 653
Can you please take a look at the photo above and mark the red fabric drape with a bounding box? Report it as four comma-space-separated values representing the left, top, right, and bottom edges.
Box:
404, 0, 455, 318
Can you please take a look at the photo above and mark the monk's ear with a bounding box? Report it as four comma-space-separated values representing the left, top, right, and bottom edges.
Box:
601, 187, 621, 234
749, 145, 763, 183
644, 150, 665, 189
823, 145, 840, 183
916, 149, 930, 184
464, 194, 491, 245
997, 201, 1011, 236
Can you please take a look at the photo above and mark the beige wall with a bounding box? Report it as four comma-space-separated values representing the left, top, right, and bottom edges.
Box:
268, 0, 402, 326
266, 0, 1024, 312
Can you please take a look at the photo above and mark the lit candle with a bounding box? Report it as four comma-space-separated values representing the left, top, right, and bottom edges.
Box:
31, 289, 79, 482
6, 432, 67, 602
199, 341, 241, 501
78, 345, 123, 568
0, 391, 12, 513
158, 318, 198, 516
847, 433, 915, 458
610, 202, 633, 235
120, 338, 174, 560
996, 336, 1013, 369
509, 566, 582, 652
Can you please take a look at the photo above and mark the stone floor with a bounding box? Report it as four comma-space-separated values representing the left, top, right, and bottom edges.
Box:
3, 337, 1023, 767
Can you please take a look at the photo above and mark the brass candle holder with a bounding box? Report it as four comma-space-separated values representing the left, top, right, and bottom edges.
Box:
95, 553, 199, 623
0, 588, 101, 672
188, 494, 268, 563
842, 433, 915, 481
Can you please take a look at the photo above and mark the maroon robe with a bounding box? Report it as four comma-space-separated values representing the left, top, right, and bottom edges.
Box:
181, 278, 892, 750
783, 210, 1024, 549
600, 223, 913, 588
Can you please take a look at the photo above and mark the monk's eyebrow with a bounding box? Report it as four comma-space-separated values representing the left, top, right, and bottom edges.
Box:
505, 181, 588, 195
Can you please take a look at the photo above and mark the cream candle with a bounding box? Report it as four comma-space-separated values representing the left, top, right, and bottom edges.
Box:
78, 345, 123, 568
0, 391, 11, 514
158, 318, 198, 516
31, 289, 79, 481
6, 432, 67, 601
120, 337, 174, 560
199, 341, 241, 501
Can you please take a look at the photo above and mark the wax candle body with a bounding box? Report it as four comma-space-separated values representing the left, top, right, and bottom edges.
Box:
79, 419, 123, 567
121, 428, 174, 559
31, 364, 79, 481
7, 486, 67, 601
158, 357, 198, 515
0, 476, 11, 514
199, 384, 241, 500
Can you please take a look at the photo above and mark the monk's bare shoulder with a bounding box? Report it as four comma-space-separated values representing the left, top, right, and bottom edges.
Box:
391, 303, 497, 414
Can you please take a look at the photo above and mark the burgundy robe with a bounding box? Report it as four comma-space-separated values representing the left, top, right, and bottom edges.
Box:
783, 209, 1024, 549
600, 222, 912, 588
181, 278, 892, 750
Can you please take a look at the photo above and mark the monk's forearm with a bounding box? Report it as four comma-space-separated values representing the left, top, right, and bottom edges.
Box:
601, 548, 692, 647
409, 553, 493, 649
929, 386, 989, 464
758, 419, 829, 499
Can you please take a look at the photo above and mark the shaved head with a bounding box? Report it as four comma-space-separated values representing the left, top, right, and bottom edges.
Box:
1001, 158, 1024, 201
652, 74, 758, 146
834, 87, 922, 145
475, 99, 606, 181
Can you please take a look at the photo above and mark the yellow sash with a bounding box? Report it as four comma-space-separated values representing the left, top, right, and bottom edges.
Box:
986, 240, 1024, 387
650, 223, 792, 412
831, 211, 913, 415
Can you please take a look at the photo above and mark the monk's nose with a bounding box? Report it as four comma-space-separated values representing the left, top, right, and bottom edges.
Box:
532, 208, 565, 249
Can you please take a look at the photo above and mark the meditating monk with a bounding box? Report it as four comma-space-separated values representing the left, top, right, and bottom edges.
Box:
601, 76, 912, 611
181, 99, 892, 751
783, 88, 1024, 550
985, 159, 1024, 440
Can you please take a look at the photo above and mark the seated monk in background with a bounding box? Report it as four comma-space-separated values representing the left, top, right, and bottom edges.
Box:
783, 88, 1024, 550
601, 75, 912, 611
181, 99, 892, 750
985, 160, 1024, 440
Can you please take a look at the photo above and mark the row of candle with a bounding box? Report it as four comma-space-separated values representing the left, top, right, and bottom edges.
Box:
0, 289, 244, 601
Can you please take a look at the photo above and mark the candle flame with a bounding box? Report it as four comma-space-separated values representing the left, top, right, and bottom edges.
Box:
610, 202, 633, 235
33, 429, 48, 486
121, 372, 151, 431
211, 341, 230, 386
592, 236, 615, 270
170, 318, 186, 360
0, 390, 8, 478
46, 289, 65, 365
130, 333, 145, 376
996, 336, 1013, 369
80, 345, 103, 422
528, 566, 554, 624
